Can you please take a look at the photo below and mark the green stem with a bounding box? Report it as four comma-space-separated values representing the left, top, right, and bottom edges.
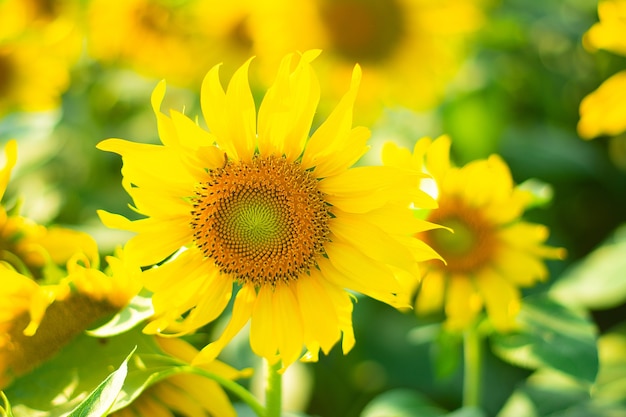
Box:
182, 365, 265, 417
265, 360, 283, 417
462, 326, 482, 408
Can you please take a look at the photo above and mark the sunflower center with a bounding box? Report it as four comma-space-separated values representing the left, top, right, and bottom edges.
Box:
191, 155, 330, 287
319, 0, 405, 63
0, 52, 15, 97
423, 198, 497, 273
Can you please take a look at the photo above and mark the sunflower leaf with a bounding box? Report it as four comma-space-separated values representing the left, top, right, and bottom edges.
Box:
550, 223, 626, 310
87, 290, 154, 337
490, 294, 598, 383
360, 388, 448, 417
1, 391, 14, 417
66, 346, 135, 417
4, 328, 187, 417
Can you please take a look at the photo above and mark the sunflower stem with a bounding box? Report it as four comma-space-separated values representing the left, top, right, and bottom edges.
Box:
462, 325, 482, 408
265, 359, 283, 417
182, 365, 265, 417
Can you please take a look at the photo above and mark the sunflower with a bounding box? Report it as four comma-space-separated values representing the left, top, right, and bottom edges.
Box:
578, 0, 626, 139
0, 140, 98, 278
1, 254, 245, 417
86, 0, 255, 88
0, 249, 141, 389
111, 337, 250, 417
382, 135, 566, 331
97, 50, 439, 369
250, 0, 484, 119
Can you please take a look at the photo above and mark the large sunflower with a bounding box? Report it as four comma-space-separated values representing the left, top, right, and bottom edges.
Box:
578, 0, 626, 139
383, 136, 566, 331
98, 50, 439, 369
250, 0, 484, 118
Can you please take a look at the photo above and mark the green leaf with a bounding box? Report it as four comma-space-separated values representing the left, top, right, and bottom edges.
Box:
491, 295, 598, 383
361, 388, 447, 417
87, 291, 154, 337
5, 327, 188, 417
1, 391, 14, 417
550, 224, 626, 310
66, 347, 135, 417
517, 178, 554, 208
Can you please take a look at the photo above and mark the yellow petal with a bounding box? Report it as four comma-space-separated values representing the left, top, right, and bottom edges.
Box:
444, 276, 482, 331
271, 283, 305, 369
301, 64, 367, 177
201, 59, 256, 160
250, 285, 279, 362
193, 284, 256, 365
416, 270, 446, 316
578, 71, 626, 139
474, 268, 521, 331
296, 273, 341, 355
0, 139, 17, 201
258, 50, 321, 161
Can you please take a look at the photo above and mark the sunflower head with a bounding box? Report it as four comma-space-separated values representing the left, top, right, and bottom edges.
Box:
98, 50, 439, 369
383, 135, 566, 331
0, 249, 141, 389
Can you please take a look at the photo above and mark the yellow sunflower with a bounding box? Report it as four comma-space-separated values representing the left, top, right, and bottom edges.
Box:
97, 50, 439, 369
111, 337, 250, 417
87, 0, 255, 88
0, 140, 98, 278
578, 0, 626, 139
1, 254, 245, 417
0, 249, 141, 389
250, 0, 484, 119
0, 0, 80, 116
383, 135, 566, 331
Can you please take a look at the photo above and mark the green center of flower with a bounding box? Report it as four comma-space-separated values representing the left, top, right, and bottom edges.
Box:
423, 198, 497, 273
320, 0, 405, 63
191, 155, 330, 287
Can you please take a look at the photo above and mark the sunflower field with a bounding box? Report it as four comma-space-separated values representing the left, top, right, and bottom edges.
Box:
1, 1, 626, 417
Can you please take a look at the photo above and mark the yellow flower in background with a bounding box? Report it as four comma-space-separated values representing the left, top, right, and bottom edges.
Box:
0, 140, 98, 277
0, 37, 72, 116
98, 50, 439, 369
0, 249, 141, 389
251, 0, 484, 119
87, 0, 256, 88
0, 0, 80, 116
383, 136, 565, 331
112, 337, 250, 417
578, 0, 626, 139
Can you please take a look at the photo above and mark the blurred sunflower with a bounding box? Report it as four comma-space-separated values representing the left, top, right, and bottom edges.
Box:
251, 0, 484, 119
0, 249, 141, 389
111, 337, 250, 417
1, 254, 246, 417
578, 0, 626, 139
0, 0, 81, 116
98, 50, 439, 369
0, 140, 98, 278
86, 0, 255, 88
383, 136, 566, 331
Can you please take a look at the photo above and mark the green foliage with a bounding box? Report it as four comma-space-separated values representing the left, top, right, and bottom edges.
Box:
491, 295, 598, 384
66, 347, 134, 417
550, 224, 626, 310
1, 392, 13, 417
362, 389, 486, 417
87, 291, 154, 338
4, 329, 187, 416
